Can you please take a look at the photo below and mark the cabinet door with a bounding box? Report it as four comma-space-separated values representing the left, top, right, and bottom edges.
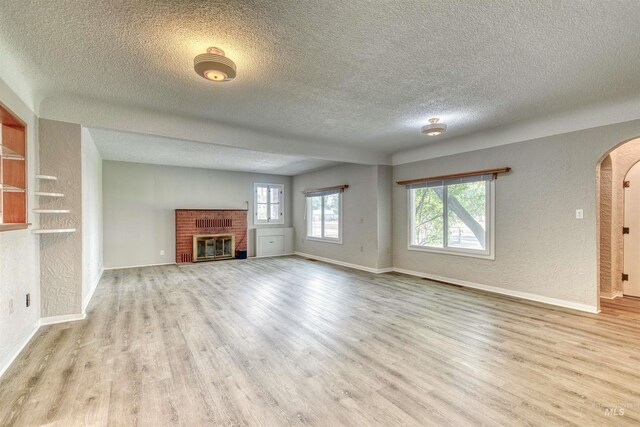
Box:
257, 235, 285, 256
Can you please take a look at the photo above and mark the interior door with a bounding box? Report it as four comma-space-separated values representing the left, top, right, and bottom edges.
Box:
624, 162, 640, 297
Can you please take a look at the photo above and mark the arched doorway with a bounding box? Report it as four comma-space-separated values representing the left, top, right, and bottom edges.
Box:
597, 137, 640, 304
623, 161, 640, 297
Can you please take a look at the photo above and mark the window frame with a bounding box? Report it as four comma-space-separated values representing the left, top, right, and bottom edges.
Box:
407, 178, 495, 260
306, 191, 343, 244
253, 183, 284, 225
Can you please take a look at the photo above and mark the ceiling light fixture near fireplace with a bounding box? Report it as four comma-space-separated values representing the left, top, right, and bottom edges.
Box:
194, 47, 236, 82
421, 118, 447, 136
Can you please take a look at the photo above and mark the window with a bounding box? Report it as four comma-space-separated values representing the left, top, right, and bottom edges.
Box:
306, 191, 342, 243
254, 183, 284, 224
408, 174, 494, 258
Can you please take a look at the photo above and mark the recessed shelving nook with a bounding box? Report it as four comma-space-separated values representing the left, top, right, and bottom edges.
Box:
31, 174, 75, 234
0, 102, 28, 232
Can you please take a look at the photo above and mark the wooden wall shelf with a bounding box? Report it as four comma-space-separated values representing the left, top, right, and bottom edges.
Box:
32, 228, 76, 234
0, 223, 30, 232
0, 102, 27, 230
32, 209, 70, 214
35, 174, 57, 181
34, 192, 64, 197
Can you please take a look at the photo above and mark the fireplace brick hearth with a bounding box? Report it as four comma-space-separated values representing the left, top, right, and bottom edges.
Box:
175, 209, 248, 263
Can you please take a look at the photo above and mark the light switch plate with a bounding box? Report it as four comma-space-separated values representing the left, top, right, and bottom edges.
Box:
576, 209, 584, 219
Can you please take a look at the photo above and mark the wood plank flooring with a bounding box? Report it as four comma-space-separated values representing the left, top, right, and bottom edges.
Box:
1, 256, 640, 426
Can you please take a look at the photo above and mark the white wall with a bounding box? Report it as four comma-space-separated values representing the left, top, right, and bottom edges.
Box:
292, 163, 391, 270
0, 78, 40, 377
81, 127, 103, 311
393, 119, 640, 312
102, 161, 292, 268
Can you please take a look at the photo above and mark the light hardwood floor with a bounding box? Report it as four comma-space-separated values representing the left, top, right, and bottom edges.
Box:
1, 256, 640, 426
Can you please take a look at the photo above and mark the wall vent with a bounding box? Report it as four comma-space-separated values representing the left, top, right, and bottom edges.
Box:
180, 253, 193, 263
196, 218, 232, 228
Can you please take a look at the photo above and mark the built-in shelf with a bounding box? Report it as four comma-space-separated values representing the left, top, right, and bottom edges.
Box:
0, 223, 30, 232
34, 191, 64, 197
32, 209, 70, 214
0, 144, 25, 161
32, 228, 76, 234
0, 183, 26, 193
35, 174, 57, 181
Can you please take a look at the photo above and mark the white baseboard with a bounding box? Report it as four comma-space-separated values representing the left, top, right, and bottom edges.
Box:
392, 267, 599, 314
0, 322, 40, 379
40, 313, 86, 326
83, 267, 104, 313
104, 262, 175, 270
294, 252, 393, 274
600, 291, 623, 300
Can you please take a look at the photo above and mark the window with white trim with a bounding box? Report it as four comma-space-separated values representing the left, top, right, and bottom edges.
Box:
254, 183, 284, 224
305, 190, 342, 243
407, 174, 494, 258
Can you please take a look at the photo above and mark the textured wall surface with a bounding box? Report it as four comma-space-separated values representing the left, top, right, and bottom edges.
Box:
608, 138, 640, 296
0, 78, 40, 376
293, 163, 390, 270
393, 120, 640, 310
81, 128, 103, 310
598, 156, 613, 297
376, 165, 393, 269
102, 161, 291, 267
39, 119, 83, 317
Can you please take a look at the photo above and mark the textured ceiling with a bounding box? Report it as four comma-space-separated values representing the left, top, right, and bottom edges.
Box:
2, 1, 640, 158
87, 128, 338, 175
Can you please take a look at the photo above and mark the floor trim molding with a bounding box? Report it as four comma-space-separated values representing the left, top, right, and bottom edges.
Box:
392, 267, 599, 314
40, 313, 86, 326
294, 252, 393, 274
0, 322, 40, 379
104, 262, 175, 270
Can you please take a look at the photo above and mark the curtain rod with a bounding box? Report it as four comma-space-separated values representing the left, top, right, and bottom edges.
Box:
302, 184, 349, 195
396, 167, 511, 186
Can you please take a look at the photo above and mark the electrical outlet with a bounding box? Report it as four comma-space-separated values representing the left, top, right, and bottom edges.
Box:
8, 298, 14, 315
160, 250, 165, 256
576, 209, 584, 219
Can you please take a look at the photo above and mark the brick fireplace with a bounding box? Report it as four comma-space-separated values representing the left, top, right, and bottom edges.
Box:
175, 209, 248, 263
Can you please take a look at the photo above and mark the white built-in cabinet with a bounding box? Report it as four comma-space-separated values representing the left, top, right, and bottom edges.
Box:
255, 227, 294, 257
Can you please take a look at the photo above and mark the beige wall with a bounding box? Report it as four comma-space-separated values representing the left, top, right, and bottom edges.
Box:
598, 155, 613, 297
292, 163, 392, 270
102, 161, 292, 268
393, 120, 640, 312
0, 78, 40, 377
39, 119, 83, 317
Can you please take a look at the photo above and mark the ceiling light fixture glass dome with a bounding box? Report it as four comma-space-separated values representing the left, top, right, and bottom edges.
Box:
194, 47, 236, 82
421, 118, 447, 136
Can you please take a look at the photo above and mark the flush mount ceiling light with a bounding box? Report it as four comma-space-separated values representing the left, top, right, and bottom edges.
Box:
194, 47, 236, 82
421, 118, 447, 136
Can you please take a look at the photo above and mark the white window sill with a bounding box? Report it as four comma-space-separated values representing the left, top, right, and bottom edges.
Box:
407, 245, 494, 260
307, 236, 343, 245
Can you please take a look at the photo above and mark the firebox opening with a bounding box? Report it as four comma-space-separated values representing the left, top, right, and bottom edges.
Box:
192, 234, 235, 262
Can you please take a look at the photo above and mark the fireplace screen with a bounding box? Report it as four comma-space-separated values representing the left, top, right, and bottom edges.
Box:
193, 234, 235, 262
